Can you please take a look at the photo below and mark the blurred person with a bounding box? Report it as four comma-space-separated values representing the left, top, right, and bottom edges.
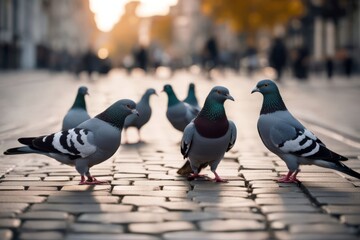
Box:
268, 37, 287, 82
292, 47, 309, 80
245, 45, 259, 77
325, 56, 334, 80
135, 45, 148, 72
150, 43, 164, 73
123, 54, 135, 75
202, 36, 219, 79
341, 47, 353, 78
82, 49, 99, 80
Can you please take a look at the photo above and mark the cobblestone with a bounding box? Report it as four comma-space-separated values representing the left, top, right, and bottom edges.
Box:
1, 71, 360, 239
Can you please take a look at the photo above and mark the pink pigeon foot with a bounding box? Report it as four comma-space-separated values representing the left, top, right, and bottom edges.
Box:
213, 171, 228, 183
276, 176, 298, 183
276, 170, 300, 183
79, 176, 109, 185
187, 173, 208, 181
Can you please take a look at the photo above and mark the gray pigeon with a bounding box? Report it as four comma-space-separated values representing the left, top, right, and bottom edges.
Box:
124, 88, 157, 143
162, 84, 199, 132
62, 86, 90, 130
183, 83, 200, 109
252, 79, 360, 182
4, 99, 138, 185
179, 86, 237, 182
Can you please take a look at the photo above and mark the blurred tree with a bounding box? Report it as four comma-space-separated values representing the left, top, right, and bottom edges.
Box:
201, 0, 304, 34
150, 15, 173, 47
108, 1, 141, 64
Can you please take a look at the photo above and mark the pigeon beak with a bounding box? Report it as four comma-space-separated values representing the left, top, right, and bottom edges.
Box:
251, 87, 260, 94
132, 109, 139, 116
226, 94, 234, 101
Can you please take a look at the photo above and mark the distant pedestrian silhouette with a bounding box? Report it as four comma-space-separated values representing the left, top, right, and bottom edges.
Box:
202, 36, 219, 79
269, 38, 287, 81
292, 47, 309, 80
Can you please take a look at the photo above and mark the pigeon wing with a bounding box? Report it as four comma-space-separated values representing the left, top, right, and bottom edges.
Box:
28, 128, 97, 159
226, 120, 237, 152
270, 122, 347, 162
181, 122, 195, 159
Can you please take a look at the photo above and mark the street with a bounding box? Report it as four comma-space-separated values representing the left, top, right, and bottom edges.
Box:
0, 69, 359, 240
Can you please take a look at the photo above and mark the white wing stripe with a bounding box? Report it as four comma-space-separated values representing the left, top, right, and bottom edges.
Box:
72, 130, 96, 157
52, 132, 71, 154
301, 143, 320, 157
279, 134, 306, 152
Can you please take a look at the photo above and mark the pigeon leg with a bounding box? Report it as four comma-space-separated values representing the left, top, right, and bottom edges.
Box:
79, 171, 109, 185
212, 171, 228, 183
187, 173, 208, 181
85, 176, 109, 185
277, 171, 298, 183
79, 175, 87, 185
289, 169, 301, 183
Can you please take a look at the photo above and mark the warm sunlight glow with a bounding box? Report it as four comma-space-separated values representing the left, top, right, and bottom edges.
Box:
89, 0, 126, 32
98, 48, 109, 59
89, 0, 178, 32
136, 0, 178, 18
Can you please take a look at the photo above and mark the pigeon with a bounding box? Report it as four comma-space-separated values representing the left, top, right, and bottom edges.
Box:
162, 84, 200, 132
62, 86, 90, 130
183, 83, 200, 109
4, 99, 139, 185
124, 88, 157, 143
179, 86, 237, 182
252, 79, 360, 182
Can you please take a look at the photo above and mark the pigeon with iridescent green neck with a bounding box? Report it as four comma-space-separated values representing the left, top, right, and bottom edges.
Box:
252, 79, 360, 182
183, 83, 200, 109
179, 86, 237, 182
4, 99, 138, 185
162, 84, 199, 132
124, 88, 157, 143
62, 86, 90, 130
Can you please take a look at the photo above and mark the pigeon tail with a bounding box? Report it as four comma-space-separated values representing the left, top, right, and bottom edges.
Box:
177, 161, 208, 176
4, 146, 40, 155
18, 137, 36, 146
334, 162, 360, 179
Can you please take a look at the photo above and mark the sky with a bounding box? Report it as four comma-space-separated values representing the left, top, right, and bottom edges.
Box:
89, 0, 178, 32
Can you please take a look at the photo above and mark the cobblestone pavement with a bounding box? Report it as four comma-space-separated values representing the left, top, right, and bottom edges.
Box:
0, 70, 359, 240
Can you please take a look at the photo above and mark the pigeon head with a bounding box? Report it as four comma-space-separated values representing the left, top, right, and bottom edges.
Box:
162, 84, 180, 106
78, 86, 89, 96
252, 79, 287, 114
189, 83, 195, 90
71, 86, 89, 110
96, 99, 138, 129
146, 88, 157, 96
208, 86, 234, 103
162, 84, 173, 94
251, 79, 279, 95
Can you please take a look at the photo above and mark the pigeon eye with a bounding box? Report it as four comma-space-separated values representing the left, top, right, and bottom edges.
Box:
264, 84, 269, 87
216, 90, 221, 94
126, 104, 131, 108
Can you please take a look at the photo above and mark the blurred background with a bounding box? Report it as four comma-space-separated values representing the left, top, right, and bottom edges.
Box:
0, 0, 359, 81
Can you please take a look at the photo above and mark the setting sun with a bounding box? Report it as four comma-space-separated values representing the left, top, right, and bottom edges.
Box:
89, 0, 178, 32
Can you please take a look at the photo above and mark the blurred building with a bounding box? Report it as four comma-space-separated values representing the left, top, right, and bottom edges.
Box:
170, 0, 239, 66
170, 0, 210, 62
0, 0, 98, 70
287, 0, 360, 72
